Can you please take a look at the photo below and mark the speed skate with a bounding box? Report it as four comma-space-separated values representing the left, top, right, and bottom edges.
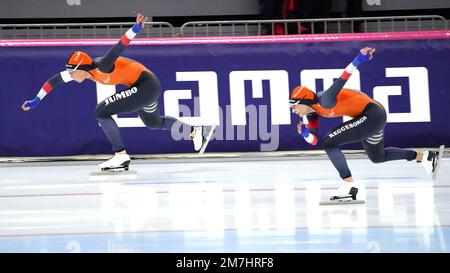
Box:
199, 125, 216, 154
89, 168, 137, 176
89, 162, 137, 176
90, 153, 137, 176
432, 145, 445, 180
191, 125, 216, 154
320, 186, 365, 205
319, 198, 365, 205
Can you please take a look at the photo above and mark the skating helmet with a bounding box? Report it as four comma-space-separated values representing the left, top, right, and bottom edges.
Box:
289, 85, 318, 107
66, 51, 96, 71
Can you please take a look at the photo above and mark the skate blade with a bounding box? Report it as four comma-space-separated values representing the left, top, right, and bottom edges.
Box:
432, 145, 445, 180
191, 127, 203, 152
89, 169, 137, 176
319, 199, 365, 205
199, 125, 216, 155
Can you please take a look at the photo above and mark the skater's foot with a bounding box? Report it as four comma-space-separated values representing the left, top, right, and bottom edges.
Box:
418, 150, 439, 175
98, 152, 131, 171
190, 126, 216, 154
190, 126, 203, 151
330, 182, 358, 201
199, 125, 216, 154
417, 146, 445, 179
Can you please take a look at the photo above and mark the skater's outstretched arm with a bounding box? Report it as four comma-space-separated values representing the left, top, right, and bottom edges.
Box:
297, 113, 319, 145
21, 13, 148, 112
94, 13, 148, 73
21, 71, 73, 111
317, 47, 375, 108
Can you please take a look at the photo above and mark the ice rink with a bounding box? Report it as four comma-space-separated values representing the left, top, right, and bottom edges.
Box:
0, 153, 449, 253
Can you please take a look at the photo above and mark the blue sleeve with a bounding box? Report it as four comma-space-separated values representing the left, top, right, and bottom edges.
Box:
96, 23, 143, 73
317, 51, 372, 108
316, 78, 346, 109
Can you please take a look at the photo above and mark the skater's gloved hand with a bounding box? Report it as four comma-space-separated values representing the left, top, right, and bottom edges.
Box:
132, 13, 148, 32
353, 47, 376, 66
21, 97, 41, 111
297, 121, 318, 145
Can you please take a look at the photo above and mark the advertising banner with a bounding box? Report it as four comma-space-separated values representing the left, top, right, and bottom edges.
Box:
1, 32, 449, 156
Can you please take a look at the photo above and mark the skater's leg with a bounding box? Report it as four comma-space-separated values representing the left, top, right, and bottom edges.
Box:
95, 71, 157, 151
321, 119, 368, 200
135, 75, 207, 151
362, 130, 443, 178
323, 103, 387, 180
363, 130, 417, 163
138, 107, 213, 152
96, 117, 125, 153
96, 87, 151, 154
138, 102, 188, 131
95, 72, 156, 169
322, 103, 386, 200
322, 116, 373, 180
416, 145, 445, 179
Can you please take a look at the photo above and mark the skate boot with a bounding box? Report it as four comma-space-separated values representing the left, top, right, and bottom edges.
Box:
190, 126, 203, 152
199, 125, 216, 154
98, 153, 131, 172
190, 126, 216, 154
330, 185, 358, 202
420, 145, 445, 180
320, 182, 365, 205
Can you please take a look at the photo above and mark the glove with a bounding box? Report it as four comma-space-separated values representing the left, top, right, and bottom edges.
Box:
132, 23, 143, 33
352, 49, 374, 67
133, 13, 147, 32
355, 51, 371, 64
23, 97, 41, 110
297, 122, 318, 145
297, 123, 310, 138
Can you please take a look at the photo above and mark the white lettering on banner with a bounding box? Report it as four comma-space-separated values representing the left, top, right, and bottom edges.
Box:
229, 70, 291, 125
66, 0, 81, 6
300, 68, 361, 123
373, 67, 430, 122
94, 66, 432, 135
366, 0, 381, 6
170, 100, 280, 151
164, 71, 220, 126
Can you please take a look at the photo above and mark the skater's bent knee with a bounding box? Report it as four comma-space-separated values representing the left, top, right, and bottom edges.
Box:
368, 155, 385, 163
141, 116, 164, 129
142, 120, 162, 129
95, 105, 110, 119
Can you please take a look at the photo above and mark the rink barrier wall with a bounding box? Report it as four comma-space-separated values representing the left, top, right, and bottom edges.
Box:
1, 148, 447, 164
1, 30, 449, 46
